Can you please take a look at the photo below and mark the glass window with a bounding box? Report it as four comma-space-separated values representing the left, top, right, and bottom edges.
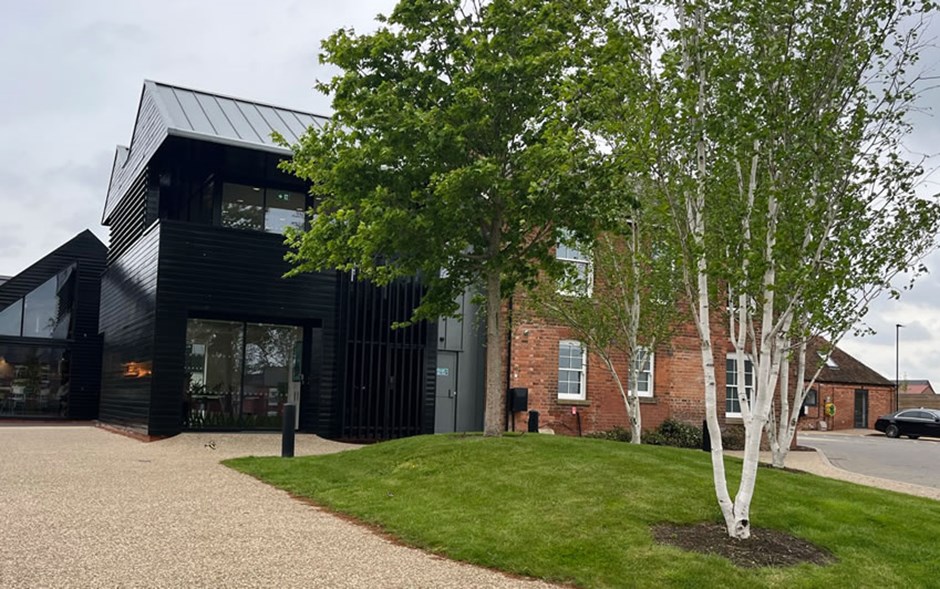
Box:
558, 340, 587, 400
629, 348, 654, 398
0, 346, 68, 417
243, 323, 303, 422
804, 388, 818, 407
184, 318, 302, 429
221, 183, 264, 231
264, 189, 306, 234
725, 354, 753, 416
21, 266, 75, 340
556, 231, 593, 297
0, 301, 22, 336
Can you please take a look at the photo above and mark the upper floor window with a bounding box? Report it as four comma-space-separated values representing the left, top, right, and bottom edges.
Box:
221, 183, 305, 234
556, 231, 593, 297
558, 340, 587, 401
725, 354, 753, 417
629, 348, 654, 398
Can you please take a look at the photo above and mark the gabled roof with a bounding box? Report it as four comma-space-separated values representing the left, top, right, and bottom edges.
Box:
807, 337, 892, 387
103, 80, 329, 224
903, 380, 936, 395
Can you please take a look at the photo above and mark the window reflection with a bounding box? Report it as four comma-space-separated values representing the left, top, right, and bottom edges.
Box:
0, 347, 69, 417
221, 183, 264, 231
221, 183, 305, 235
184, 319, 302, 429
1, 265, 75, 339
0, 301, 22, 336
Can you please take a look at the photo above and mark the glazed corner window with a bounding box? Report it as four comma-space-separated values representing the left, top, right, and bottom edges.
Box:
725, 354, 753, 417
556, 231, 593, 297
221, 183, 305, 234
0, 265, 75, 339
629, 348, 654, 398
558, 340, 587, 401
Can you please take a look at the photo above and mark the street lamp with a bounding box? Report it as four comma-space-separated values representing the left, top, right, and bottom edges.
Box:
896, 323, 904, 412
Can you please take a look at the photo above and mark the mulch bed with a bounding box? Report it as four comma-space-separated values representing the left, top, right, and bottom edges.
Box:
651, 522, 835, 568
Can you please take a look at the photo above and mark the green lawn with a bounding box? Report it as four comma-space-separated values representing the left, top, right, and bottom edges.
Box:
225, 434, 940, 588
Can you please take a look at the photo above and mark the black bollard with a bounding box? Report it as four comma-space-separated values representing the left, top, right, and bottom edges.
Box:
701, 419, 711, 452
527, 410, 540, 433
282, 403, 296, 458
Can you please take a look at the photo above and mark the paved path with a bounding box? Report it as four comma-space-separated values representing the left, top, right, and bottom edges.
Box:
799, 430, 940, 489
0, 426, 555, 589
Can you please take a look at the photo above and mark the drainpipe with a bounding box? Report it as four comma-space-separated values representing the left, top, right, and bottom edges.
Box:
506, 294, 514, 432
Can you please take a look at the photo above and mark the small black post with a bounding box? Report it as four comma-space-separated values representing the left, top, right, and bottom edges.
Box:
282, 404, 296, 458
527, 410, 540, 433
701, 419, 711, 452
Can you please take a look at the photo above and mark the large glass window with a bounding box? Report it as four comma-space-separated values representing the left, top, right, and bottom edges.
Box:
0, 265, 75, 339
0, 346, 69, 417
0, 301, 22, 336
558, 340, 587, 401
264, 189, 306, 234
221, 183, 306, 234
221, 183, 265, 231
184, 318, 302, 429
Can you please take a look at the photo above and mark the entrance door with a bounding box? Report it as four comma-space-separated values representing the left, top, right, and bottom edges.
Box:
434, 351, 458, 433
854, 389, 869, 428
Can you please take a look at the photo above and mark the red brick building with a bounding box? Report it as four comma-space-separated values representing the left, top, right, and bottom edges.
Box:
505, 289, 893, 435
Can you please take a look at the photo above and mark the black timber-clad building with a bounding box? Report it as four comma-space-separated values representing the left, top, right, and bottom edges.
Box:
98, 81, 484, 439
0, 231, 107, 419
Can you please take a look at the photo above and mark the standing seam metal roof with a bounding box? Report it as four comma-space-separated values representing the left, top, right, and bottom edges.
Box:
103, 80, 329, 224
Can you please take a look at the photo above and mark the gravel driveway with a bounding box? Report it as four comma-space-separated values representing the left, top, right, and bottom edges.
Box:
0, 425, 556, 589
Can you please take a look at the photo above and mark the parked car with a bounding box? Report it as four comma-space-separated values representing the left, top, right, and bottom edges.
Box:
874, 408, 940, 439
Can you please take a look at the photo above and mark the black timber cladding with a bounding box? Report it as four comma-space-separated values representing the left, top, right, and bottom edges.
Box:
0, 230, 107, 419
148, 221, 340, 436
98, 224, 160, 429
337, 276, 436, 441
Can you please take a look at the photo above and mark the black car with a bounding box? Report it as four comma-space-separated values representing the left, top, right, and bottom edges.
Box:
874, 408, 940, 439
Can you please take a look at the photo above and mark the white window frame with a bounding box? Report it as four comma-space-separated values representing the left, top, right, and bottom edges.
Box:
556, 232, 594, 297
629, 348, 654, 398
558, 340, 587, 401
725, 353, 753, 418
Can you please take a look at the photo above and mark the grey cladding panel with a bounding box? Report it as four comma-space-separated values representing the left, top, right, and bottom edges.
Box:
194, 94, 240, 140
172, 89, 216, 135
216, 97, 262, 141
255, 104, 297, 144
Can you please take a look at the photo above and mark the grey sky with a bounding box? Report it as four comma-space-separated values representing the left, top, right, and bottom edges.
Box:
1, 1, 938, 397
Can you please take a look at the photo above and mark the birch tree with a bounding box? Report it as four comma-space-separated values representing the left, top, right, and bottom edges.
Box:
609, 0, 939, 538
529, 210, 681, 444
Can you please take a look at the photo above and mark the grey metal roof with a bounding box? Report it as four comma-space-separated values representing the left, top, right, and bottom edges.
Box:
0, 276, 10, 287
103, 80, 329, 224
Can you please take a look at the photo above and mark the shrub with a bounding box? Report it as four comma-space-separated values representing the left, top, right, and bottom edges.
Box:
646, 419, 703, 449
720, 424, 746, 451
586, 426, 632, 442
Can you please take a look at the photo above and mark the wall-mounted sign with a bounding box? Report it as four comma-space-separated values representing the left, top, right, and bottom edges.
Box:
436, 367, 449, 376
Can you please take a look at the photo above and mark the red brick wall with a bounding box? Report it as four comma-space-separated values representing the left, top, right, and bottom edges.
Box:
798, 383, 893, 431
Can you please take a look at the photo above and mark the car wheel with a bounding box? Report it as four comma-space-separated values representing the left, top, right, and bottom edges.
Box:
885, 424, 900, 438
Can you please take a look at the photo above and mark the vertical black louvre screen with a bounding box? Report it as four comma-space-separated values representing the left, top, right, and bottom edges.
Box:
339, 276, 429, 441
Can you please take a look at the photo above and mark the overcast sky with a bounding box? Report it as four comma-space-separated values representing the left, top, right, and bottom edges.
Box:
1, 1, 938, 393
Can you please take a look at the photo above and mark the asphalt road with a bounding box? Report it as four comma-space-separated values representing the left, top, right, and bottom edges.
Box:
799, 432, 940, 489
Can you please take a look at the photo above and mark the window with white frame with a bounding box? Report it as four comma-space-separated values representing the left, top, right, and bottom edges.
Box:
629, 348, 654, 398
558, 340, 587, 400
725, 354, 753, 417
556, 231, 593, 297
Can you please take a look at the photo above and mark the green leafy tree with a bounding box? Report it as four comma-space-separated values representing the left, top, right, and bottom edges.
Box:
282, 0, 611, 435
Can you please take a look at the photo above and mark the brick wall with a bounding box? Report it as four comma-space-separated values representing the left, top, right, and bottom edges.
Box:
798, 383, 893, 431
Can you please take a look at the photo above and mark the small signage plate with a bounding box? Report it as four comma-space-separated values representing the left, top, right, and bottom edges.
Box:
436, 367, 449, 376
